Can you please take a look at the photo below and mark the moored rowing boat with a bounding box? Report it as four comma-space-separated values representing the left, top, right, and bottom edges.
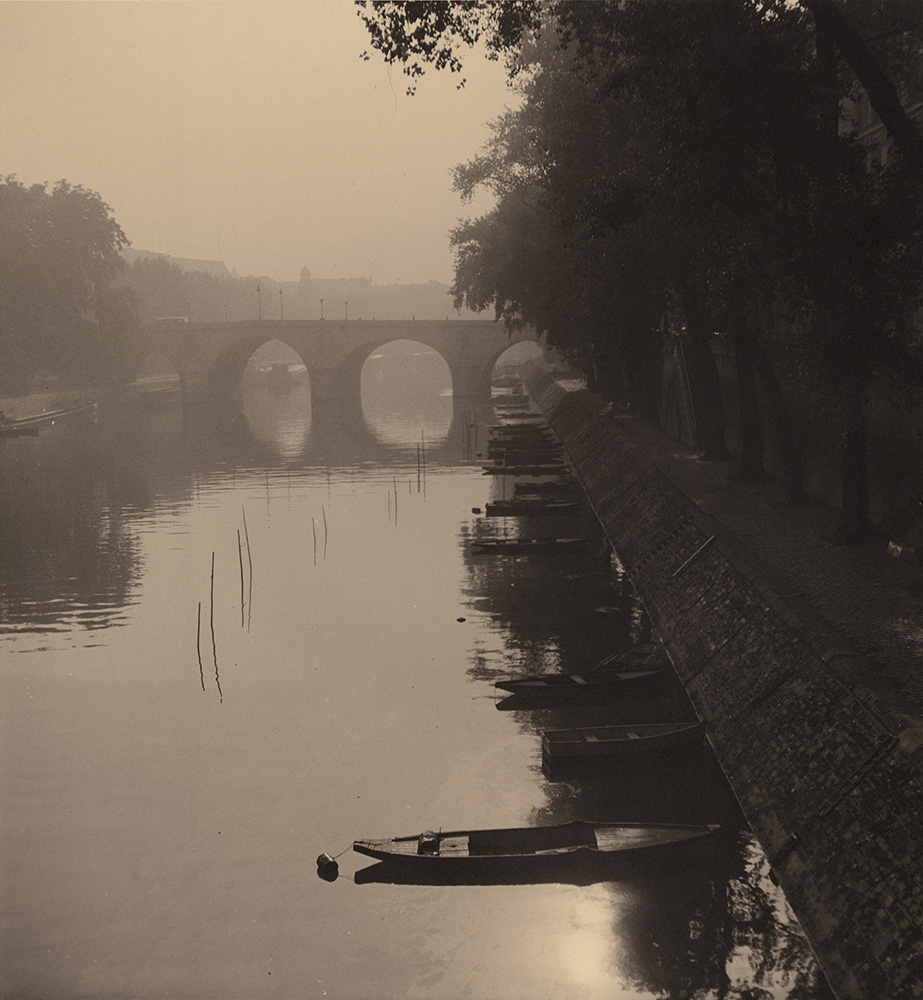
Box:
472, 536, 591, 552
494, 668, 666, 694
542, 721, 705, 760
0, 401, 97, 435
353, 819, 720, 871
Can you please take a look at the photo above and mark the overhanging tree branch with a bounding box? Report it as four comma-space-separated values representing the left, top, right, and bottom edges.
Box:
804, 0, 923, 172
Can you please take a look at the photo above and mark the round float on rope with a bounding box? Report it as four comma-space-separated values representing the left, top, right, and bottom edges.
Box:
316, 852, 339, 882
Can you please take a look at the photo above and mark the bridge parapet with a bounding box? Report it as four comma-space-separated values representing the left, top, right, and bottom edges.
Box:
135, 319, 539, 406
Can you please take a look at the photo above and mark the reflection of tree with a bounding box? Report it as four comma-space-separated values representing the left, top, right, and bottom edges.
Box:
524, 758, 832, 997
0, 424, 141, 634
459, 485, 832, 997
460, 518, 651, 678
547, 796, 830, 997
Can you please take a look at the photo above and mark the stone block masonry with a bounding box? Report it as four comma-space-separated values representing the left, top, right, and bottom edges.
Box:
527, 371, 923, 999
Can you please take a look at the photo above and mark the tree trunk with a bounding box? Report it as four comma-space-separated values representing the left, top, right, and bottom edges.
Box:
748, 336, 806, 502
682, 293, 730, 460
732, 323, 766, 480
628, 345, 661, 421
833, 373, 879, 544
805, 0, 923, 173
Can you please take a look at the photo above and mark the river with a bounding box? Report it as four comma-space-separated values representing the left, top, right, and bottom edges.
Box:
0, 342, 831, 999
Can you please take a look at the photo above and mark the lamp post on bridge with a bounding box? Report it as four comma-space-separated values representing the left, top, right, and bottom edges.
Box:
279, 287, 284, 321
320, 298, 325, 320
257, 284, 262, 321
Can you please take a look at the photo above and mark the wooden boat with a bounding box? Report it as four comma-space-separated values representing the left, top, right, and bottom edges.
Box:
486, 455, 565, 469
482, 464, 568, 476
123, 383, 182, 408
496, 417, 548, 428
514, 481, 580, 495
488, 439, 557, 452
0, 401, 97, 435
472, 536, 591, 552
488, 423, 554, 435
507, 495, 579, 507
489, 429, 557, 438
593, 646, 669, 671
253, 362, 308, 389
488, 438, 556, 450
489, 438, 557, 447
486, 446, 564, 461
542, 722, 705, 760
353, 820, 720, 871
484, 500, 581, 517
494, 668, 666, 693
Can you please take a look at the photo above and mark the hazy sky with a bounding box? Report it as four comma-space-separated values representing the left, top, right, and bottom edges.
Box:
1, 1, 517, 284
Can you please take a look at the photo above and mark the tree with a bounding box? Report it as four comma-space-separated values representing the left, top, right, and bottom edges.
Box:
449, 36, 671, 414
360, 0, 923, 532
0, 176, 134, 391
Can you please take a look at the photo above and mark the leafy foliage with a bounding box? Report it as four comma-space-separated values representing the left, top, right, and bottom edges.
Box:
0, 176, 134, 391
361, 0, 923, 529
357, 1, 541, 92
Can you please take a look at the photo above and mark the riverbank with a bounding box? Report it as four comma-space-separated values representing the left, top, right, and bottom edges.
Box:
526, 368, 923, 999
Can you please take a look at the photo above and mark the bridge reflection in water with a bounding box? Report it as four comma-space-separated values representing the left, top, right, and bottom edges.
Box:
0, 350, 832, 1000
222, 338, 529, 466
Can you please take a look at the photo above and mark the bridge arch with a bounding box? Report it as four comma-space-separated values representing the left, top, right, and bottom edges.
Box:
134, 319, 541, 410
358, 339, 454, 450
490, 340, 545, 380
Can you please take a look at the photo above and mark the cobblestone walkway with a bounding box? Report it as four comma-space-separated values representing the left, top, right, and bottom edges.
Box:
616, 418, 923, 731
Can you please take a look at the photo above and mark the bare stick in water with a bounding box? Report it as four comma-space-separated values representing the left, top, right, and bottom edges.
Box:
209, 552, 223, 702
312, 516, 317, 567
421, 429, 426, 496
241, 506, 253, 580
237, 529, 245, 627
322, 504, 328, 559
241, 506, 253, 631
196, 601, 205, 692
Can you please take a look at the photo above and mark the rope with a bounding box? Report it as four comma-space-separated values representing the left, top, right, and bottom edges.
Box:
332, 845, 352, 860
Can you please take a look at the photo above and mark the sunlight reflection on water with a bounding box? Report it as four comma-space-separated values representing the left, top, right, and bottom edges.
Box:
0, 352, 831, 1000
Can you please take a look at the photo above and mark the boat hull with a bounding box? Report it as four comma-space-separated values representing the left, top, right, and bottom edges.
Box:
482, 466, 568, 476
352, 821, 720, 880
484, 501, 580, 517
542, 722, 705, 760
472, 537, 591, 553
0, 400, 97, 435
495, 669, 667, 694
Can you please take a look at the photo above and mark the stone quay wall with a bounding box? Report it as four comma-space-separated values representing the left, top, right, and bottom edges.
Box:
527, 371, 923, 999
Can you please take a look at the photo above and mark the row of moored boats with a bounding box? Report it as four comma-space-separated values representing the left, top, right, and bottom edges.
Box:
338, 376, 717, 881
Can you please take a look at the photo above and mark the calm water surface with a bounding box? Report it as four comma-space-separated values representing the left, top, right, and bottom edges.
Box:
1, 345, 830, 999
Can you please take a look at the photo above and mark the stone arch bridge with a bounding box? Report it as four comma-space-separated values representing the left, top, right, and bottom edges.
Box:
133, 319, 539, 407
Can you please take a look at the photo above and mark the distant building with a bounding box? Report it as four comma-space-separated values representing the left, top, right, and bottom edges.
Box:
841, 91, 923, 171
121, 247, 231, 279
